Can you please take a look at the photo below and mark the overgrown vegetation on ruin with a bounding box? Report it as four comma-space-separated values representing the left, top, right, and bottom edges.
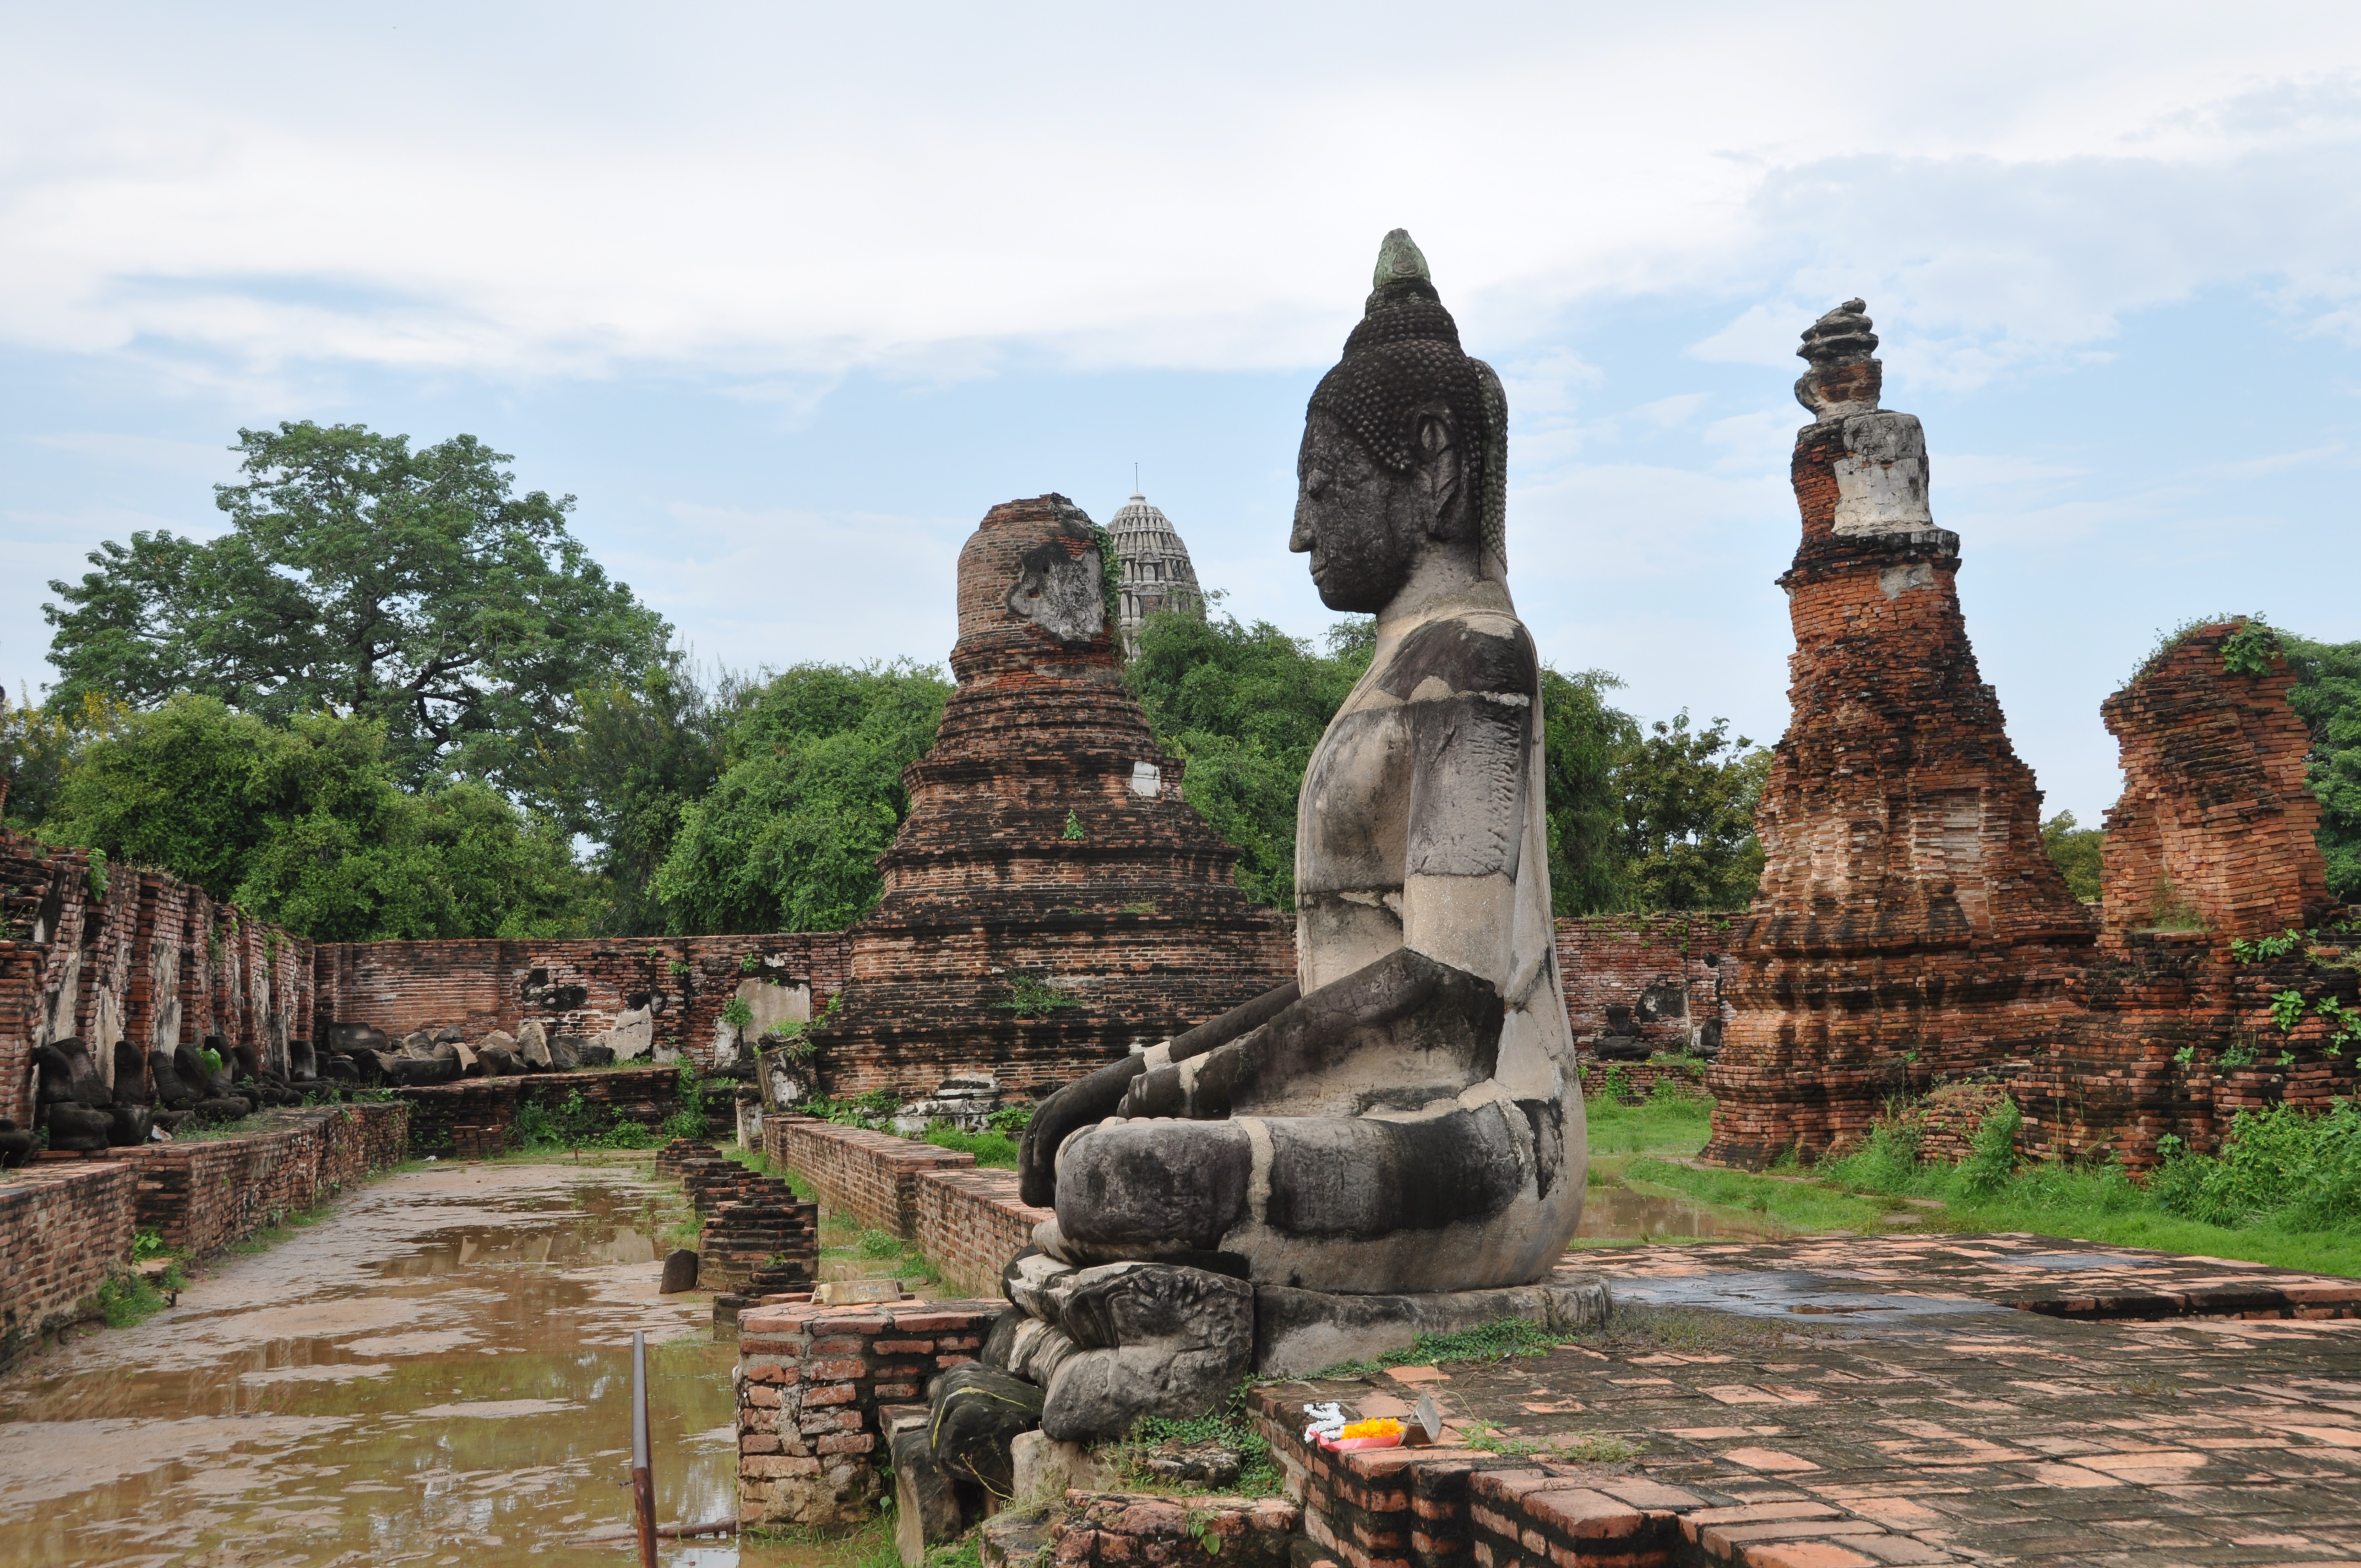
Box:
21, 417, 2355, 944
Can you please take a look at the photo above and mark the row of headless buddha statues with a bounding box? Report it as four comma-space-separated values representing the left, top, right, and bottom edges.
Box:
1, 1034, 304, 1164
908, 232, 1595, 1462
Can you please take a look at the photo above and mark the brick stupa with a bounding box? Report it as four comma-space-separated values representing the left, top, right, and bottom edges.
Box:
802, 494, 1296, 1099
1704, 302, 2096, 1167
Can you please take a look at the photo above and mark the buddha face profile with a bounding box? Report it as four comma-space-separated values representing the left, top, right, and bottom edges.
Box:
1291, 403, 1466, 614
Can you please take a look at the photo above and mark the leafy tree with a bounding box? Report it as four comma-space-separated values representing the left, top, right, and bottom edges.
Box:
39, 694, 583, 941
1541, 668, 1641, 916
42, 422, 668, 791
2283, 632, 2361, 902
1127, 612, 1374, 908
1614, 712, 1770, 912
1129, 610, 1647, 913
536, 651, 742, 935
1, 692, 128, 832
654, 662, 951, 933
2041, 810, 2106, 902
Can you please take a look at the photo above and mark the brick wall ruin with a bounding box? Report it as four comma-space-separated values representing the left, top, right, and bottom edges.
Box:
312, 933, 848, 1074
1701, 303, 2357, 1171
2010, 624, 2359, 1165
1555, 914, 1736, 1061
0, 826, 314, 1130
1706, 303, 2096, 1167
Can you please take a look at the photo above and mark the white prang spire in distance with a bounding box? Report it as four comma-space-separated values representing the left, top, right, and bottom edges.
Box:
1106, 491, 1206, 656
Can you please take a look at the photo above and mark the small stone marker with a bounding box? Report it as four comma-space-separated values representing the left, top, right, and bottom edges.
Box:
659, 1249, 699, 1294
814, 1279, 900, 1305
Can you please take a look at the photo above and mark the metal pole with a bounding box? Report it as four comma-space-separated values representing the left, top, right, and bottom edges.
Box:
632, 1329, 657, 1568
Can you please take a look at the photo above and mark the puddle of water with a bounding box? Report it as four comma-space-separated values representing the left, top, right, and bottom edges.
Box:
1574, 1165, 1782, 1244
0, 1157, 834, 1568
1606, 1267, 2009, 1325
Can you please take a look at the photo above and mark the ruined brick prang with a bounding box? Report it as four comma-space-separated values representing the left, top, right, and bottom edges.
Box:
2012, 625, 2357, 1165
802, 494, 1296, 1099
1706, 303, 2096, 1167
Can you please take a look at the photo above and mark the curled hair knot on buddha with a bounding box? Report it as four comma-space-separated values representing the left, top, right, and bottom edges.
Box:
1307, 228, 1509, 580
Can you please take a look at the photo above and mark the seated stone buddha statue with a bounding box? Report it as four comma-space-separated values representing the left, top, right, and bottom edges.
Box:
1018, 230, 1586, 1298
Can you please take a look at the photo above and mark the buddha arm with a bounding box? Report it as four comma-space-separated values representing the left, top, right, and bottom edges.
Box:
1016, 979, 1299, 1207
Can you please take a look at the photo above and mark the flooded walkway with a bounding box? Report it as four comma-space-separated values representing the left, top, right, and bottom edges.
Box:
0, 1156, 755, 1568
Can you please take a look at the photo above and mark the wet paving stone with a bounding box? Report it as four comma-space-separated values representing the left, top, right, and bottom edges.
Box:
1261, 1234, 2361, 1567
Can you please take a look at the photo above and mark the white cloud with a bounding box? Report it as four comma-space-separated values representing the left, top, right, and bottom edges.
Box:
7, 6, 2361, 390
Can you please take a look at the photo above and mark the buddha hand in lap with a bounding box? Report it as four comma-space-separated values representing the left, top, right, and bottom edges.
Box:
1019, 230, 1586, 1298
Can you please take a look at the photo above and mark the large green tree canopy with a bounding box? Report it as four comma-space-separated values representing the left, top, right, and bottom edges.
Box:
43, 422, 668, 791
1123, 613, 1373, 908
534, 651, 740, 936
39, 695, 582, 941
653, 662, 953, 934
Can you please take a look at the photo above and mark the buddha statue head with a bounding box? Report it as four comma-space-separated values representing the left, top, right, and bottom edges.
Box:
1292, 230, 1508, 612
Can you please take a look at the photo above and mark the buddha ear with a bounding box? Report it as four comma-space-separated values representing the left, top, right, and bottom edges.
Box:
1414, 410, 1461, 537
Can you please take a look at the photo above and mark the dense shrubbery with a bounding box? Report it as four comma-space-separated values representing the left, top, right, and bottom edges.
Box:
652, 662, 951, 933
2147, 1102, 2361, 1230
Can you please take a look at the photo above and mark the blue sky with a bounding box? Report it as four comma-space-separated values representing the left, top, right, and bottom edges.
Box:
5, 3, 2360, 827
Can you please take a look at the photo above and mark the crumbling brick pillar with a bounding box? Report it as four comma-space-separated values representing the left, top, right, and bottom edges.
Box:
1705, 302, 2095, 1167
2020, 623, 2354, 1166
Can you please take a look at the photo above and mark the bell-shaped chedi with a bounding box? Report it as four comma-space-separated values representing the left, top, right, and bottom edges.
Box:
1704, 302, 2096, 1167
801, 494, 1295, 1098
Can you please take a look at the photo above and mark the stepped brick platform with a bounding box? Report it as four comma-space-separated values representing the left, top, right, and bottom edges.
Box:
801, 493, 1296, 1101
1239, 1234, 2361, 1568
655, 1139, 819, 1295
1707, 305, 2095, 1168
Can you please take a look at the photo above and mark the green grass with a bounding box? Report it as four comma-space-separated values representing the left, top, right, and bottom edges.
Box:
921, 1121, 1019, 1168
1583, 1085, 1713, 1157
1107, 1404, 1285, 1498
1588, 1096, 2361, 1278
1456, 1420, 1640, 1463
1620, 1157, 1900, 1236
91, 1265, 183, 1329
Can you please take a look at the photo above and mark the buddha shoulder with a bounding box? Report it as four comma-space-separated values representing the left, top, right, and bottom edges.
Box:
1374, 611, 1537, 706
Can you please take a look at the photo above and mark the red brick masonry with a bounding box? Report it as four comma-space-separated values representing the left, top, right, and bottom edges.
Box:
0, 823, 314, 1128
0, 1159, 134, 1362
736, 1297, 1002, 1528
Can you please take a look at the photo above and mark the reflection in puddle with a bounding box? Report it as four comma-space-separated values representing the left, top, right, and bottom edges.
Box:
1575, 1170, 1780, 1243
0, 1158, 813, 1567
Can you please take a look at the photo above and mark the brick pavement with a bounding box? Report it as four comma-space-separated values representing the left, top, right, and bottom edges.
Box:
1251, 1235, 2361, 1566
